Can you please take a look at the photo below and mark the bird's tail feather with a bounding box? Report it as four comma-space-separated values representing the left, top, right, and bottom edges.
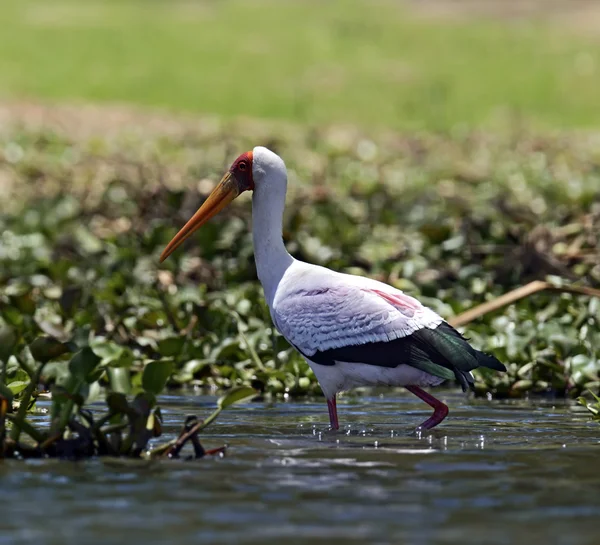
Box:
413, 322, 506, 391
474, 349, 506, 372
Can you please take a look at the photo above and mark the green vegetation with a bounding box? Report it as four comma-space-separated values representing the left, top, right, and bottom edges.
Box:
0, 325, 256, 459
1, 113, 599, 409
578, 390, 600, 422
1, 0, 600, 130
1, 1, 600, 442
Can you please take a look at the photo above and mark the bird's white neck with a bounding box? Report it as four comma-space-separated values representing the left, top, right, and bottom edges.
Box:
252, 181, 294, 307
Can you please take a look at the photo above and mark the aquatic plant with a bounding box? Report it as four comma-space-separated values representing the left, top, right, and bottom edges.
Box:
577, 391, 600, 422
0, 331, 255, 459
1, 112, 599, 403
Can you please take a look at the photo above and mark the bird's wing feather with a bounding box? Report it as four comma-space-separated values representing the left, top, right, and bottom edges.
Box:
271, 273, 442, 356
271, 265, 505, 390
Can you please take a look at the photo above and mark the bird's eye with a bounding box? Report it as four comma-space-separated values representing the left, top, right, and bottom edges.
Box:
238, 161, 247, 171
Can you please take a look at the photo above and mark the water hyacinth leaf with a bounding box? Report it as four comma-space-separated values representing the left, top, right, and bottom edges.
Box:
42, 360, 72, 385
106, 392, 130, 414
74, 224, 103, 254
7, 381, 29, 396
1, 307, 23, 327
133, 391, 157, 411
91, 341, 125, 362
2, 118, 600, 412
108, 368, 132, 394
85, 381, 103, 405
578, 392, 600, 420
69, 347, 103, 383
59, 285, 83, 316
91, 341, 134, 367
29, 336, 74, 363
218, 386, 257, 409
179, 359, 210, 376
142, 360, 174, 395
511, 379, 533, 391
0, 326, 17, 362
157, 336, 186, 357
11, 292, 36, 315
298, 377, 311, 389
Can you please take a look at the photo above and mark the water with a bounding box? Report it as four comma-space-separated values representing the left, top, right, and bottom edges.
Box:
1, 391, 599, 545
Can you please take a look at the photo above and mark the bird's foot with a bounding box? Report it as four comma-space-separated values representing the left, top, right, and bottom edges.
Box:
415, 404, 449, 432
406, 385, 449, 431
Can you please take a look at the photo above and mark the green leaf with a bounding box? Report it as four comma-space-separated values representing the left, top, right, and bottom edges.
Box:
218, 386, 257, 409
91, 340, 123, 360
84, 380, 103, 405
59, 286, 83, 316
1, 306, 23, 327
92, 341, 134, 367
142, 360, 174, 395
106, 392, 130, 414
157, 336, 186, 357
0, 325, 17, 362
108, 367, 132, 394
69, 347, 102, 383
7, 380, 29, 396
29, 336, 73, 363
12, 292, 36, 315
133, 391, 157, 411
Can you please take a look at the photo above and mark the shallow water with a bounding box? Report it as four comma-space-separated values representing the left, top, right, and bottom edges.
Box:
1, 391, 599, 545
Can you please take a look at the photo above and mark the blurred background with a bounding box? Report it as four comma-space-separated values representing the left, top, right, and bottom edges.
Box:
1, 0, 600, 131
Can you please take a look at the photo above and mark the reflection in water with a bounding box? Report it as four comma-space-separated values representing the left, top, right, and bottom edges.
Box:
1, 392, 599, 545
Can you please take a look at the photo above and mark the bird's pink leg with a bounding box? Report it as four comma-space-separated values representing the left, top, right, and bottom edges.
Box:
405, 385, 449, 430
327, 396, 339, 430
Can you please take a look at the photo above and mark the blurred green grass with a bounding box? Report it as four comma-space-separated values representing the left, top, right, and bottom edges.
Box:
1, 0, 600, 130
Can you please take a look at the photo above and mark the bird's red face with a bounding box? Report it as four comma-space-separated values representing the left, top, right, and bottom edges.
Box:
230, 151, 254, 192
160, 151, 254, 262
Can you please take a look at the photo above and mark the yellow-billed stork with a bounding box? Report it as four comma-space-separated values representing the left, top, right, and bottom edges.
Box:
160, 147, 506, 430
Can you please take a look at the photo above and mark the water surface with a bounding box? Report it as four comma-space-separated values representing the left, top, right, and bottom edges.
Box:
1, 392, 599, 545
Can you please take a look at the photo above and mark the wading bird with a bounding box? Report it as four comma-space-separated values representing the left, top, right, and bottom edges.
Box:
160, 147, 506, 430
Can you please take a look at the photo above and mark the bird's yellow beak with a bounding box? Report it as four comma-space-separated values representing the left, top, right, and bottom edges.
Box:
160, 171, 241, 262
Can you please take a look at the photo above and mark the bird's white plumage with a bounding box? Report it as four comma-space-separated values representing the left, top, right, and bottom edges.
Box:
271, 260, 442, 356
308, 358, 445, 400
250, 146, 446, 399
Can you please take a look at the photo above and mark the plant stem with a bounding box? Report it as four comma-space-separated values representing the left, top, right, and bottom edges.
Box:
9, 362, 46, 442
52, 378, 84, 437
15, 356, 36, 380
200, 406, 222, 429
99, 422, 129, 435
449, 280, 600, 328
150, 406, 223, 459
231, 310, 266, 371
6, 414, 47, 444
